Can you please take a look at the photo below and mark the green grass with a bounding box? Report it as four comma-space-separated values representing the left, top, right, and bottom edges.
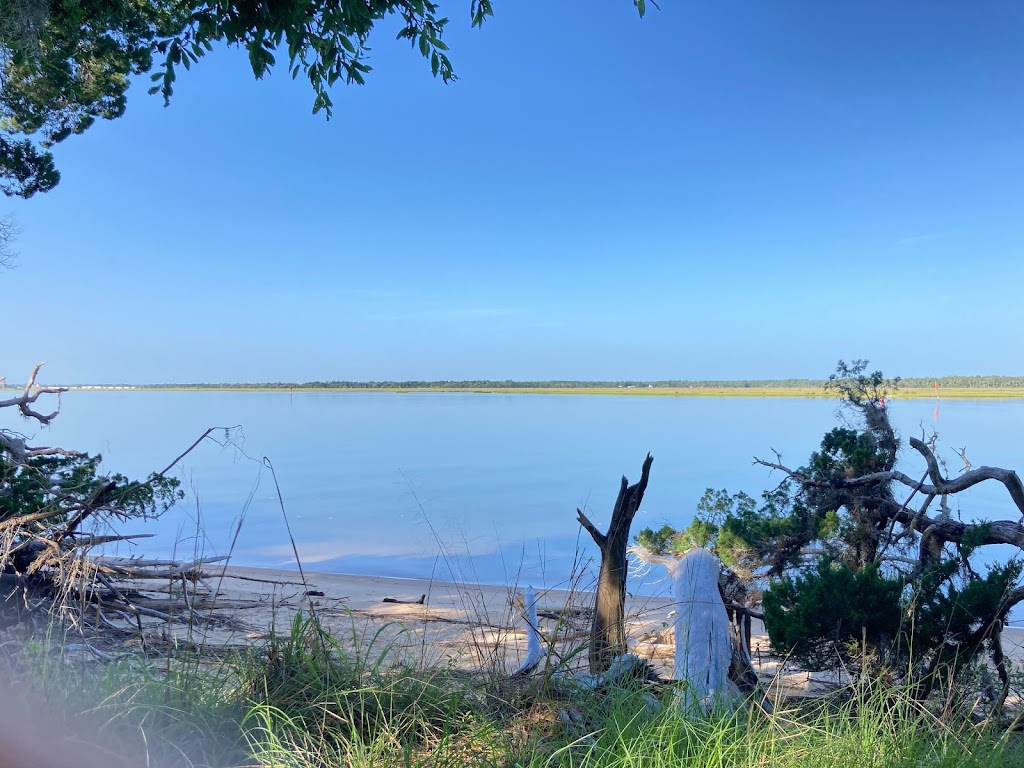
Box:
15, 611, 1024, 768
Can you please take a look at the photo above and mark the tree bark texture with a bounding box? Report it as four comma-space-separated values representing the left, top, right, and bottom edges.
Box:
577, 453, 653, 673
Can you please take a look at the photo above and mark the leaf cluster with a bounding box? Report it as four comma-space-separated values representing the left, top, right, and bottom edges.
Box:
825, 358, 900, 407
0, 0, 493, 197
1, 450, 182, 525
1, 0, 165, 196
913, 557, 1023, 654
1, 0, 652, 196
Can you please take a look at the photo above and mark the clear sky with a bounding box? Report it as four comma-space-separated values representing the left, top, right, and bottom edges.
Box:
2, 0, 1022, 384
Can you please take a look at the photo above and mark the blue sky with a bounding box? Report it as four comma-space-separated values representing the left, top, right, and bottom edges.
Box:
3, 0, 1023, 384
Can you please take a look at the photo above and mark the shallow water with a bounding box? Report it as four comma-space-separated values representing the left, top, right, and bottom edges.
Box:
10, 391, 1024, 596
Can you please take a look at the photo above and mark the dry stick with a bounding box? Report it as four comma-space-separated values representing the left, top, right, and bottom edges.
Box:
93, 555, 229, 580
155, 427, 220, 478
262, 457, 319, 620
66, 534, 154, 547
202, 470, 262, 658
876, 468, 931, 565
217, 572, 306, 587
94, 570, 193, 625
92, 573, 153, 654
60, 425, 243, 542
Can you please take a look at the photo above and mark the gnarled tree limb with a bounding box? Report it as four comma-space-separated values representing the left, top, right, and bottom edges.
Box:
754, 440, 1024, 518
0, 363, 68, 425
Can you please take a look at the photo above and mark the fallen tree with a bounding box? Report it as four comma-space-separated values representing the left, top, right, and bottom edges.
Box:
0, 364, 249, 638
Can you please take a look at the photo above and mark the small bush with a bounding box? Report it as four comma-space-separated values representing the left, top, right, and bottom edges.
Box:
763, 558, 904, 670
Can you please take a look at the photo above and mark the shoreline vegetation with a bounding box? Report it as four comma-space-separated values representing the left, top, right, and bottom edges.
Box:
10, 375, 1024, 398
9, 563, 1024, 768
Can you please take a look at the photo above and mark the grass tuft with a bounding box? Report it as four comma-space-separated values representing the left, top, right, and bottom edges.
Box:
8, 609, 1024, 767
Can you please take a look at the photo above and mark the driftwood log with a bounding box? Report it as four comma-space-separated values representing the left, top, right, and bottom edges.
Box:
577, 453, 653, 673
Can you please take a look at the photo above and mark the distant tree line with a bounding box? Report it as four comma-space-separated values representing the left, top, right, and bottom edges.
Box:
121, 376, 1024, 390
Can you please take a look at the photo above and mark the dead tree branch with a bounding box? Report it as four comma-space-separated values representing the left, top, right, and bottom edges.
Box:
578, 453, 653, 673
0, 363, 68, 425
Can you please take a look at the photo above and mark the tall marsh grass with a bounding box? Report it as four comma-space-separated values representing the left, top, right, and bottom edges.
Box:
13, 606, 1024, 768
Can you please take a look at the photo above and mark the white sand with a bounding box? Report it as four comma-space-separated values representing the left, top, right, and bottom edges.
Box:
169, 564, 1024, 698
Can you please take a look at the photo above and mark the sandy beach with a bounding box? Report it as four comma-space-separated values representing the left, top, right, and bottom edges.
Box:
146, 564, 1024, 699
184, 565, 677, 674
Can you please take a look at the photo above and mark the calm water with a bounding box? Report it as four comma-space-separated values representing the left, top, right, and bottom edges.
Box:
10, 392, 1024, 594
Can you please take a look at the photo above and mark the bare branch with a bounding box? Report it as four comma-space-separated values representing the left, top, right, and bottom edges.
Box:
755, 448, 1024, 564
908, 436, 1024, 516
25, 446, 79, 459
577, 508, 606, 548
65, 533, 153, 547
58, 480, 119, 539
55, 426, 234, 543
0, 215, 15, 269
93, 554, 229, 579
955, 446, 973, 474
154, 426, 219, 478
754, 444, 1024, 519
628, 543, 676, 568
0, 363, 69, 424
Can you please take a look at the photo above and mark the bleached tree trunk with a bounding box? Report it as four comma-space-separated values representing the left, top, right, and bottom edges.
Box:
633, 546, 740, 713
670, 547, 738, 712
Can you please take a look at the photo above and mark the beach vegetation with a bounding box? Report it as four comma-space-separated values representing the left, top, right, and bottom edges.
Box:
4, 358, 1024, 765
7, 607, 1024, 767
637, 360, 1024, 716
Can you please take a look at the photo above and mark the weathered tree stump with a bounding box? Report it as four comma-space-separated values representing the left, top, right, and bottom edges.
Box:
577, 453, 653, 674
668, 547, 739, 712
630, 545, 745, 713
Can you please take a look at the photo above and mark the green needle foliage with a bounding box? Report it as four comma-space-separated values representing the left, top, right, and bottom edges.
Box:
0, 449, 182, 565
0, 371, 182, 576
637, 360, 1024, 708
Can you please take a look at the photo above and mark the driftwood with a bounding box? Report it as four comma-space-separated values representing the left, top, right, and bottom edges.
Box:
632, 546, 740, 713
577, 453, 653, 673
382, 594, 426, 605
510, 586, 543, 678
0, 365, 275, 647
508, 585, 663, 716
91, 555, 230, 580
0, 363, 68, 425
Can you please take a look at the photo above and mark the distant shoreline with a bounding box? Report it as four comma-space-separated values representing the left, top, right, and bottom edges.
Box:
48, 386, 1024, 399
